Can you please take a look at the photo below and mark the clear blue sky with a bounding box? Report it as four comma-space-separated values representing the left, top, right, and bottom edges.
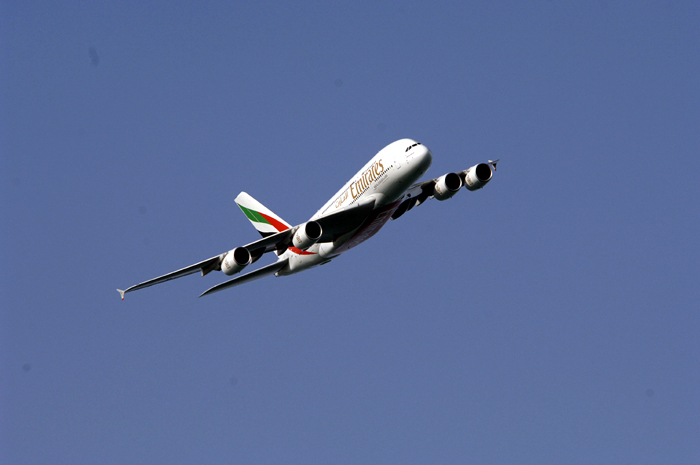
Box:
2, 1, 698, 463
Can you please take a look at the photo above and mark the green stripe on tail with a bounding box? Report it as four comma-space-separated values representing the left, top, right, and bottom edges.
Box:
237, 204, 269, 225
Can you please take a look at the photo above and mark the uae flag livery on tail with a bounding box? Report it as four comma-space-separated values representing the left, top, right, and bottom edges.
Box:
235, 192, 292, 237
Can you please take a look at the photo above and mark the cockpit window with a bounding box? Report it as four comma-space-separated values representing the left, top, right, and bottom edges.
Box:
405, 142, 422, 152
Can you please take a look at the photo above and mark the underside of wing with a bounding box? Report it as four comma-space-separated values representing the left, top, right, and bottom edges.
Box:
390, 179, 435, 220
118, 254, 223, 298
118, 229, 296, 299
391, 160, 499, 220
315, 198, 376, 242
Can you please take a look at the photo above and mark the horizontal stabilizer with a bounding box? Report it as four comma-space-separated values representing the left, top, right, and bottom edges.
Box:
200, 259, 289, 297
242, 228, 295, 255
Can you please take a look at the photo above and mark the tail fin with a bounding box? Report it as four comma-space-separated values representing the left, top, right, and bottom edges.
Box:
235, 192, 292, 237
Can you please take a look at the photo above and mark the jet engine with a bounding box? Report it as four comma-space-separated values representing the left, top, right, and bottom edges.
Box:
293, 221, 322, 250
433, 172, 462, 201
463, 163, 493, 191
221, 247, 251, 275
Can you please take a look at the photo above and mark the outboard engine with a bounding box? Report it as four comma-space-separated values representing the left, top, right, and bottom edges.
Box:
463, 163, 493, 191
221, 247, 251, 275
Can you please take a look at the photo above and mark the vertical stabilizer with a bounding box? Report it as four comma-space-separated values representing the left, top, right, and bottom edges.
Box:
235, 192, 292, 237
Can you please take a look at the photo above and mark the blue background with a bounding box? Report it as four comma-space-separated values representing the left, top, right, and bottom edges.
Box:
2, 1, 698, 463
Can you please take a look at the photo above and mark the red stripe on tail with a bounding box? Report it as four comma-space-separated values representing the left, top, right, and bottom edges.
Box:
258, 212, 290, 232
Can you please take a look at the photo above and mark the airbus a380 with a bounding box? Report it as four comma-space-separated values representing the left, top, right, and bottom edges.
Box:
118, 139, 498, 299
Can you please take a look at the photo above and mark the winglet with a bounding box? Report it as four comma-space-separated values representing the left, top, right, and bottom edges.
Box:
117, 289, 126, 300
488, 159, 500, 171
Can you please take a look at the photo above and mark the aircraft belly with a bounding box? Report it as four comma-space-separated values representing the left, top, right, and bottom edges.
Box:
332, 200, 401, 254
276, 246, 330, 276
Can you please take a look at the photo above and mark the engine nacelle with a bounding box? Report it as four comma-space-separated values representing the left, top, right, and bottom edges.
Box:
221, 247, 251, 276
463, 163, 493, 191
293, 221, 322, 250
433, 172, 462, 201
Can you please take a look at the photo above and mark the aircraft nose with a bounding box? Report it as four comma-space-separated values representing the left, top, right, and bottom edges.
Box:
415, 145, 433, 172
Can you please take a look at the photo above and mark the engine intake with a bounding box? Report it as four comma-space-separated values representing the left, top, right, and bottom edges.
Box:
293, 221, 322, 250
221, 247, 251, 275
464, 163, 492, 191
433, 172, 462, 201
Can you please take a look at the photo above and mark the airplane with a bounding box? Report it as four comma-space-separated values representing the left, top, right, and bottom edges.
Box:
118, 139, 498, 299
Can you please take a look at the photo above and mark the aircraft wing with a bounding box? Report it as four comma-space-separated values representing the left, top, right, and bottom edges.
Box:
118, 199, 376, 299
117, 254, 223, 298
243, 228, 295, 256
391, 159, 499, 220
315, 198, 375, 242
117, 228, 295, 299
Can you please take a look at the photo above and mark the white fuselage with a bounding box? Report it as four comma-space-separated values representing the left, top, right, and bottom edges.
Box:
277, 139, 432, 275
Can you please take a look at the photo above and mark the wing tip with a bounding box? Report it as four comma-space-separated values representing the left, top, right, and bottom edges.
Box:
117, 289, 126, 300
